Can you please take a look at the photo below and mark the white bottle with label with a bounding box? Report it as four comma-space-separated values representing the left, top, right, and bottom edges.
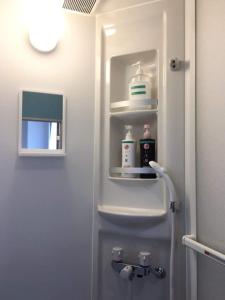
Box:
129, 61, 152, 109
122, 125, 136, 178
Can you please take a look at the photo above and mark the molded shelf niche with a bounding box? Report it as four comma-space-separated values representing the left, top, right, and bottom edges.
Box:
109, 113, 158, 180
110, 50, 158, 107
97, 204, 166, 223
109, 50, 158, 182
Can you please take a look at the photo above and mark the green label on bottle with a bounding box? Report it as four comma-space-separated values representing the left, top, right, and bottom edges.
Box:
139, 140, 155, 144
122, 141, 135, 143
131, 85, 146, 89
131, 91, 146, 95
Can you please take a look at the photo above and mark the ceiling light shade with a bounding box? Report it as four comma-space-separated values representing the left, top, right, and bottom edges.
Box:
28, 0, 64, 53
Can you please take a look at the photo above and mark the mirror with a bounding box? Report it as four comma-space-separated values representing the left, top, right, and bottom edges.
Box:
18, 90, 66, 156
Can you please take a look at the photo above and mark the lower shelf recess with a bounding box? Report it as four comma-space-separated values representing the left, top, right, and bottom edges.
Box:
97, 204, 166, 222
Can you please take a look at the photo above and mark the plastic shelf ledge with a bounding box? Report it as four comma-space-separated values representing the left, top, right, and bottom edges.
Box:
110, 98, 158, 110
111, 167, 156, 174
97, 204, 167, 221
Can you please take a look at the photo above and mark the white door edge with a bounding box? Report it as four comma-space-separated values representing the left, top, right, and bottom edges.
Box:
185, 0, 197, 299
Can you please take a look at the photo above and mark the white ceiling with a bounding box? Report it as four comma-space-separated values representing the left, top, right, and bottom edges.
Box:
95, 0, 154, 14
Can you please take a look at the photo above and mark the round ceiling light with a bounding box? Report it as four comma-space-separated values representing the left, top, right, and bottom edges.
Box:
28, 0, 63, 53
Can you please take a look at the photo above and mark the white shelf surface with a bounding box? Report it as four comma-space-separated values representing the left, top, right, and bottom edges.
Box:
108, 176, 158, 181
97, 204, 166, 221
110, 98, 158, 111
111, 167, 156, 174
110, 109, 158, 122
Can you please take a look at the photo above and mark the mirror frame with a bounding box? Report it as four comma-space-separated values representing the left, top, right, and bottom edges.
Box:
18, 89, 66, 157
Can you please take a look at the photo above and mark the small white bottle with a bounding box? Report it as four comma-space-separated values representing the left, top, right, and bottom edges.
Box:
129, 61, 152, 109
122, 125, 136, 178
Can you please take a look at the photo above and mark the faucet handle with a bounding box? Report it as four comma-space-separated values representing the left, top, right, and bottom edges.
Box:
112, 247, 124, 262
119, 265, 133, 280
138, 251, 151, 267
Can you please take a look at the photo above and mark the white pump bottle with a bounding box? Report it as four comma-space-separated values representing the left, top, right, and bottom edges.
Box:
122, 125, 136, 178
129, 61, 152, 108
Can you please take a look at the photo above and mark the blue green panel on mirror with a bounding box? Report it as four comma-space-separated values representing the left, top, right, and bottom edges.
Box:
22, 91, 63, 121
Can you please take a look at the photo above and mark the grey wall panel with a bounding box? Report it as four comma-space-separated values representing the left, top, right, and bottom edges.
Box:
196, 0, 225, 299
0, 1, 95, 299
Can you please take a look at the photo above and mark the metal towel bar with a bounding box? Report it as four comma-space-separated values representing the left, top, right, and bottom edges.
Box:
182, 235, 225, 267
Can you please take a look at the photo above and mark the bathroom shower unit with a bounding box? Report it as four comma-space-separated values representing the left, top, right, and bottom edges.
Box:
93, 1, 185, 300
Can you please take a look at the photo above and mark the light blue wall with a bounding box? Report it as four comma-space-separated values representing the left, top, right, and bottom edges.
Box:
0, 1, 95, 299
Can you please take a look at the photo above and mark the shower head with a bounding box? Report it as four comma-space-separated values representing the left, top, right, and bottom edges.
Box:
62, 0, 102, 15
149, 161, 166, 176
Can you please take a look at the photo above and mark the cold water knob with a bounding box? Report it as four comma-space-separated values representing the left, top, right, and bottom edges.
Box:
138, 251, 151, 267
